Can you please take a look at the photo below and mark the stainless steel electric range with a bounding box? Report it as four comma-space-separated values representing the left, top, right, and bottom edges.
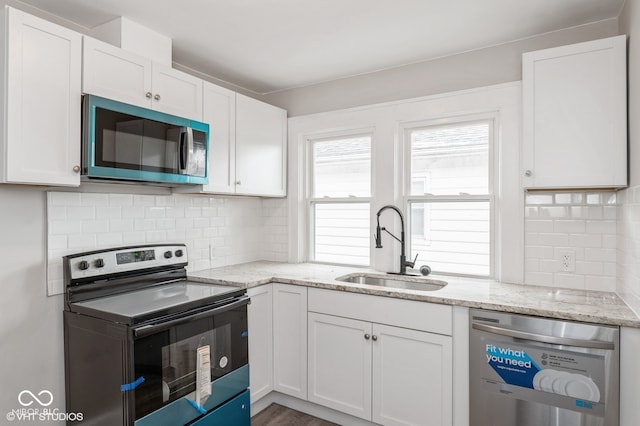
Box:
63, 244, 250, 426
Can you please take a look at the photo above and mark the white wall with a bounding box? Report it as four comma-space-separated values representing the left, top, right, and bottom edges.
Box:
263, 20, 619, 116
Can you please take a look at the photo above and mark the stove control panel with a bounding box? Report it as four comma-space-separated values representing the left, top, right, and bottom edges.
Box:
65, 244, 188, 281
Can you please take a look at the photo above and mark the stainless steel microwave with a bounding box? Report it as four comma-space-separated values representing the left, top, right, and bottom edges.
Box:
82, 95, 209, 185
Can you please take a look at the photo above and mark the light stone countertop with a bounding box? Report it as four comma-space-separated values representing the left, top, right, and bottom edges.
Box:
188, 261, 640, 328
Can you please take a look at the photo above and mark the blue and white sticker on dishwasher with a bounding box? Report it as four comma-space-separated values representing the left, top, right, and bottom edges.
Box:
486, 344, 541, 389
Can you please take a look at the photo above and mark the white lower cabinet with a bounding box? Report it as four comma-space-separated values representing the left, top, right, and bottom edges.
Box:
372, 324, 452, 426
308, 288, 453, 426
308, 313, 372, 419
273, 283, 308, 399
247, 285, 273, 403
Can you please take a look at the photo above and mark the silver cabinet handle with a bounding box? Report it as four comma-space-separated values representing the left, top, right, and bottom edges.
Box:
372, 335, 378, 341
364, 334, 370, 340
236, 180, 242, 185
524, 170, 532, 177
471, 323, 615, 350
154, 94, 161, 101
72, 165, 80, 173
145, 92, 152, 99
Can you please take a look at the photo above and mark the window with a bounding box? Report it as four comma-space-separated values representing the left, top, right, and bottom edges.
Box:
308, 134, 371, 265
406, 120, 492, 276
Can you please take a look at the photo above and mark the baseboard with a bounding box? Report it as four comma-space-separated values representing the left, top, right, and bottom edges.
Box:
251, 391, 376, 425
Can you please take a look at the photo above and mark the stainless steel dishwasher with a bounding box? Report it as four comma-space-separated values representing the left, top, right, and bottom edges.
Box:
469, 309, 619, 426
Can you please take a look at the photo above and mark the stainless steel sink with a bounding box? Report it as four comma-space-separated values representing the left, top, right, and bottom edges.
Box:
335, 273, 447, 291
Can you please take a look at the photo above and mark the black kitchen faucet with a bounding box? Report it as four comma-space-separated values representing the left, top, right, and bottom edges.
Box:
374, 204, 418, 275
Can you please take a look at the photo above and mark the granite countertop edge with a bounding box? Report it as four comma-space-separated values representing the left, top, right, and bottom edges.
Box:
188, 261, 640, 328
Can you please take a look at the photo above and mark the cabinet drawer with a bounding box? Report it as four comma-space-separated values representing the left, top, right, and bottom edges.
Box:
308, 288, 452, 336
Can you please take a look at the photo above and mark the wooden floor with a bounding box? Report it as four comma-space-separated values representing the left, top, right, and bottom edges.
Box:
251, 403, 338, 426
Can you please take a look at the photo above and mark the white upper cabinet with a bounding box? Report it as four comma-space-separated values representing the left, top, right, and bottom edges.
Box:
82, 36, 202, 120
522, 35, 627, 189
235, 94, 287, 197
179, 88, 287, 197
201, 81, 236, 193
0, 6, 82, 186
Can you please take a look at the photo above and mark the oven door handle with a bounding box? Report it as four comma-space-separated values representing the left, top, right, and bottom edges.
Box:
134, 296, 249, 338
471, 322, 615, 350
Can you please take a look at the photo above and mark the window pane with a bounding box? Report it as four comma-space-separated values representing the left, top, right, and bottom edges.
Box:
410, 201, 489, 276
314, 203, 370, 265
313, 136, 371, 197
410, 122, 489, 195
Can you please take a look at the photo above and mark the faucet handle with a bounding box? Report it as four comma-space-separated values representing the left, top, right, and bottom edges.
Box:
406, 253, 418, 268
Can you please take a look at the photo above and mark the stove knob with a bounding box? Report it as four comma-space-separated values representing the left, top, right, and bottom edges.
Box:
175, 249, 183, 258
164, 251, 173, 259
94, 258, 105, 268
78, 260, 89, 271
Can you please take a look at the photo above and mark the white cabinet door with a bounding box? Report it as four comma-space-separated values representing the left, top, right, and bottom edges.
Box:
372, 324, 453, 426
82, 36, 152, 109
308, 312, 372, 420
83, 37, 203, 120
273, 284, 307, 399
2, 7, 81, 186
151, 64, 203, 120
202, 82, 236, 193
235, 94, 287, 196
247, 285, 273, 403
522, 35, 627, 189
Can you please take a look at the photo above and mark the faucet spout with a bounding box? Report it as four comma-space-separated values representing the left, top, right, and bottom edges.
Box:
375, 205, 416, 275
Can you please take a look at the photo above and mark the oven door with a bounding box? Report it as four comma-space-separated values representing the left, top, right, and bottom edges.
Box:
131, 296, 249, 423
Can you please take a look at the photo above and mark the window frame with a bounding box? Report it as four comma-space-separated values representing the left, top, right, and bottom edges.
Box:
402, 114, 497, 278
306, 129, 374, 267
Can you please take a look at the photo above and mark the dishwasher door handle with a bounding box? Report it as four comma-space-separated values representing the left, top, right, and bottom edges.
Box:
472, 322, 615, 350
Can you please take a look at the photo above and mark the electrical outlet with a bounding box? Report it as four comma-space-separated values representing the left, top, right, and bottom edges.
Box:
559, 250, 575, 272
209, 244, 216, 260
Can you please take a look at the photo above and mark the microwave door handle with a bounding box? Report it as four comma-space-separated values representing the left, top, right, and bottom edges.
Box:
133, 296, 250, 338
179, 127, 194, 175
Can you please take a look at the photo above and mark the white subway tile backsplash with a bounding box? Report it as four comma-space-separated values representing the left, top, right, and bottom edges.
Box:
585, 220, 616, 234
108, 194, 134, 206
96, 206, 122, 219
81, 193, 109, 206
568, 233, 602, 248
553, 220, 585, 233
47, 206, 66, 220
110, 219, 134, 232
585, 248, 616, 262
536, 233, 569, 246
82, 220, 110, 233
586, 275, 616, 292
68, 233, 97, 249
554, 273, 585, 289
48, 192, 81, 206
122, 206, 145, 218
524, 190, 616, 291
67, 206, 95, 220
49, 220, 81, 235
46, 191, 280, 295
97, 233, 123, 246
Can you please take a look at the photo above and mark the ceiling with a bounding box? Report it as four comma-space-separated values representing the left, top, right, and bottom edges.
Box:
18, 0, 625, 94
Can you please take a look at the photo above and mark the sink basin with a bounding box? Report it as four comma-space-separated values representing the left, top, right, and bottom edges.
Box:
335, 273, 447, 291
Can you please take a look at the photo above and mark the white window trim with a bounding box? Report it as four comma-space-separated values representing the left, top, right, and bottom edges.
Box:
287, 82, 523, 283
